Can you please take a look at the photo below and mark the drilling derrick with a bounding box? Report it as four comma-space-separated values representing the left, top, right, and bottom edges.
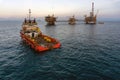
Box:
85, 2, 97, 24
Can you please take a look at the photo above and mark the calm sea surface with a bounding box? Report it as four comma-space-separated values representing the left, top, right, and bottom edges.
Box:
0, 20, 120, 80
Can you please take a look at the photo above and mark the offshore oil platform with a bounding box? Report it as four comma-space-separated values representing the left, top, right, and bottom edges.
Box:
44, 2, 98, 25
45, 14, 57, 25
84, 2, 97, 24
68, 15, 76, 25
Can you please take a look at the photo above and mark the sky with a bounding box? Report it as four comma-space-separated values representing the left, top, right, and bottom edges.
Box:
0, 0, 120, 21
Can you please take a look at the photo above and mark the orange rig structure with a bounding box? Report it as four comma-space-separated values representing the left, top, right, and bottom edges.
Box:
45, 14, 57, 25
20, 9, 61, 52
68, 15, 76, 25
84, 2, 97, 24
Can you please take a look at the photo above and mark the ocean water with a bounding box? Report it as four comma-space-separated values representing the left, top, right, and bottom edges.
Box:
0, 20, 120, 80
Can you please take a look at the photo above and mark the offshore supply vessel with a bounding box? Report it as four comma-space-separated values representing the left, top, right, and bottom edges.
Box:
68, 15, 76, 25
84, 2, 97, 24
45, 14, 56, 25
20, 9, 61, 52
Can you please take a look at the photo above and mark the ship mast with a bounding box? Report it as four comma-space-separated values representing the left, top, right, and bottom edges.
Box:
29, 9, 31, 20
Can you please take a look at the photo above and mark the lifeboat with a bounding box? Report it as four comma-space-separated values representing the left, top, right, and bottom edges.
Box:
20, 9, 61, 52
